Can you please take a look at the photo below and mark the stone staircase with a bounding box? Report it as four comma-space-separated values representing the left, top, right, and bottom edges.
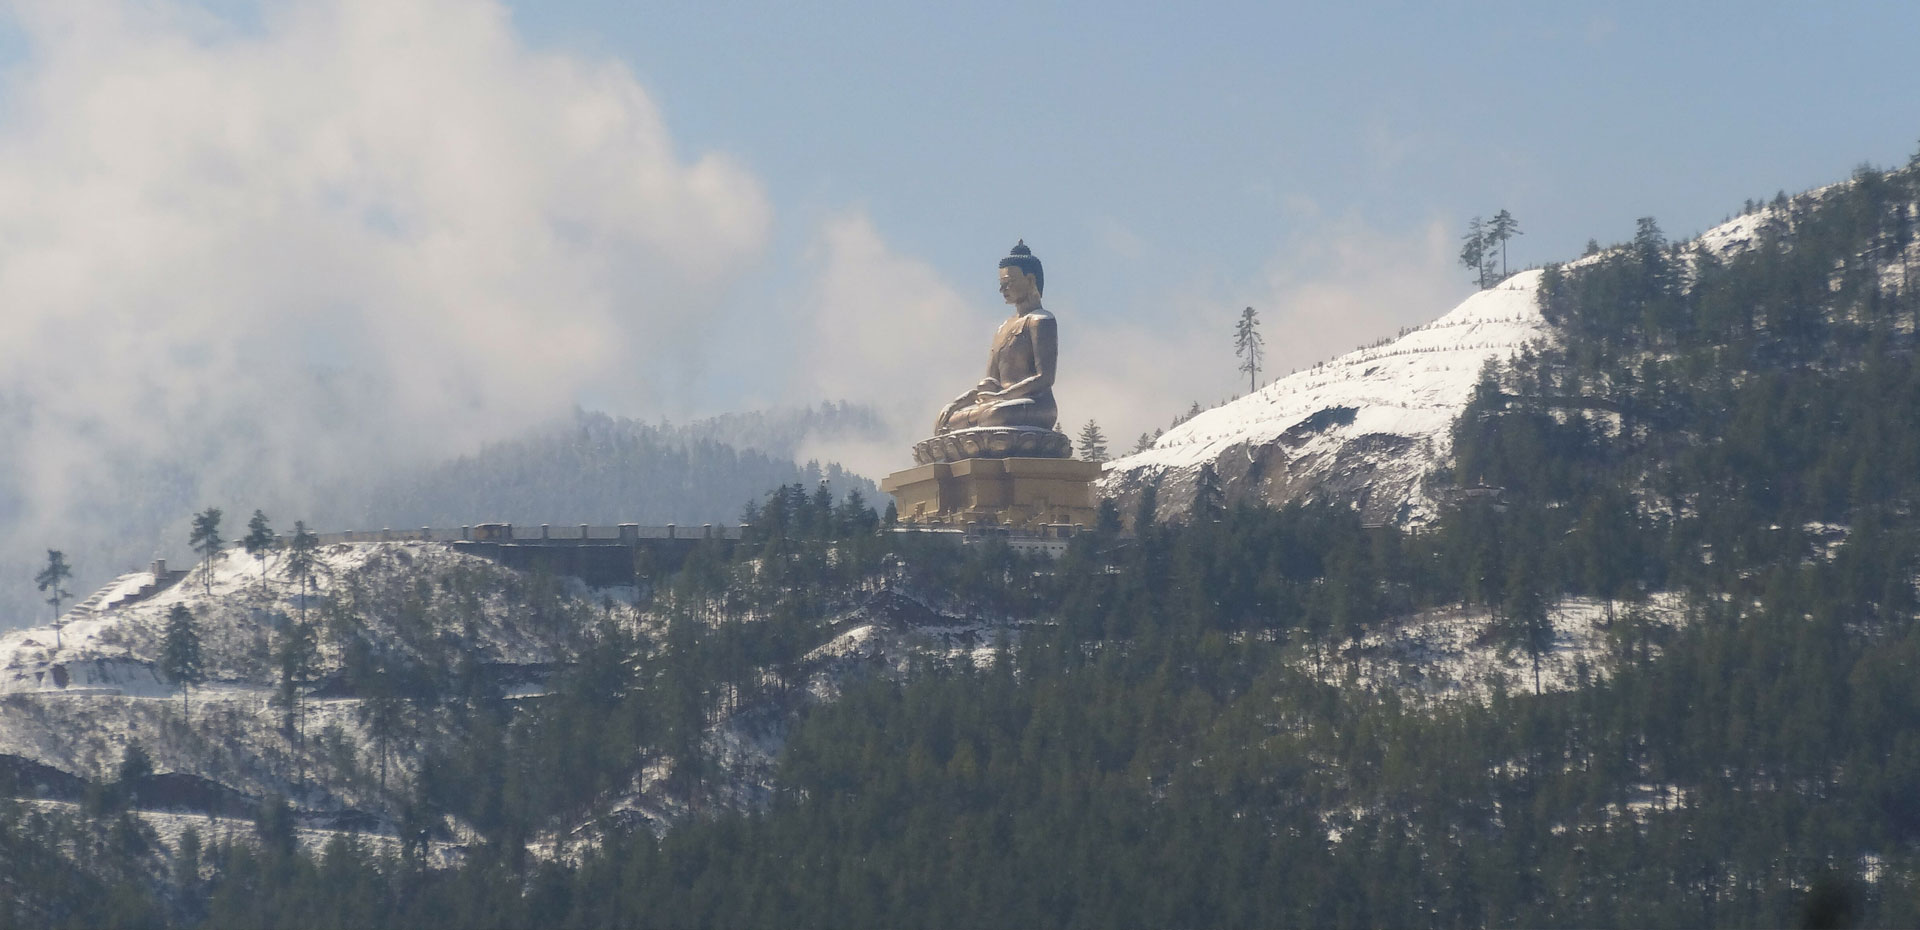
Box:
64, 560, 191, 620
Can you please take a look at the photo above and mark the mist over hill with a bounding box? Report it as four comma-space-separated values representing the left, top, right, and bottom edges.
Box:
309, 405, 882, 533
0, 404, 883, 632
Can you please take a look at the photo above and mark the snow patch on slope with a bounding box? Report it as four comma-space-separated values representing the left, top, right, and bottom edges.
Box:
1100, 196, 1861, 524
1104, 270, 1549, 522
1320, 594, 1690, 702
0, 541, 585, 824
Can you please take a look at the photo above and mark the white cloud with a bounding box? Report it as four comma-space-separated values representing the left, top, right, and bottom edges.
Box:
792, 212, 983, 481
1253, 217, 1469, 374
0, 0, 1479, 623
0, 0, 769, 620
794, 210, 1467, 474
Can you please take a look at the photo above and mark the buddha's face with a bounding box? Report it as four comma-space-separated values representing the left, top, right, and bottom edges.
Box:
998, 266, 1039, 308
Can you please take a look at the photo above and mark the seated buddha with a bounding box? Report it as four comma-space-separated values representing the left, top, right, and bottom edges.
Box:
935, 241, 1060, 434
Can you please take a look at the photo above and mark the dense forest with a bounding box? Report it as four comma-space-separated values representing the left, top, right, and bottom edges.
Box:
11, 160, 1920, 928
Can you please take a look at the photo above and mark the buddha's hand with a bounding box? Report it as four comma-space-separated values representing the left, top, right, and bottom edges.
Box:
949, 380, 999, 408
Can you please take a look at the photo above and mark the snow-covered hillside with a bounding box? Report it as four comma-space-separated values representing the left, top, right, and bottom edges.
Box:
0, 539, 1014, 864
1317, 594, 1690, 703
1104, 270, 1550, 523
0, 541, 601, 856
1100, 190, 1866, 525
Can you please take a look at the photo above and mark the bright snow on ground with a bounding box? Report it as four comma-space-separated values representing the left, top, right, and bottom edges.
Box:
1319, 593, 1690, 703
1117, 269, 1551, 474
1101, 270, 1551, 520
80, 572, 157, 613
1100, 200, 1843, 520
0, 538, 1019, 863
0, 541, 574, 695
0, 540, 588, 816
20, 798, 472, 871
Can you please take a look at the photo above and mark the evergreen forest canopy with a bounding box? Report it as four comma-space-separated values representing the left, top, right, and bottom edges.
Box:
12, 159, 1920, 927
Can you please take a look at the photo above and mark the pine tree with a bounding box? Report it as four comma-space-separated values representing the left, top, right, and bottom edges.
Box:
811, 482, 834, 537
1133, 432, 1154, 454
189, 508, 224, 596
1460, 216, 1490, 289
1487, 209, 1522, 278
242, 510, 274, 594
836, 488, 877, 536
1076, 420, 1109, 463
116, 742, 154, 786
114, 743, 154, 810
1234, 306, 1264, 393
1134, 483, 1159, 529
1633, 216, 1671, 295
1190, 463, 1226, 523
34, 550, 72, 650
273, 620, 319, 758
1502, 554, 1551, 695
285, 521, 320, 623
160, 604, 205, 719
353, 652, 407, 796
174, 826, 202, 893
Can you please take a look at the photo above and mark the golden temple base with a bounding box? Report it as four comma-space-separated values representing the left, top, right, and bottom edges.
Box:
881, 457, 1102, 530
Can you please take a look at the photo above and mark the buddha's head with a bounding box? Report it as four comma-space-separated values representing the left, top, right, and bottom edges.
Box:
997, 240, 1044, 310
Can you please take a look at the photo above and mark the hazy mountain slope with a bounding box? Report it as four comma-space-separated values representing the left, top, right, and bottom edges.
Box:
0, 404, 882, 632
313, 407, 880, 533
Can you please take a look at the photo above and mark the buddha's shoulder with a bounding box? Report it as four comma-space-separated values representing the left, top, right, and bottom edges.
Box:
1022, 309, 1056, 325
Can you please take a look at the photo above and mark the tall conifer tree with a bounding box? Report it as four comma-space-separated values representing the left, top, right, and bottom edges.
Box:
243, 510, 274, 594
189, 508, 224, 596
160, 604, 204, 719
34, 549, 72, 650
1234, 306, 1264, 393
1487, 209, 1522, 278
1077, 420, 1109, 463
285, 521, 320, 622
1460, 216, 1490, 288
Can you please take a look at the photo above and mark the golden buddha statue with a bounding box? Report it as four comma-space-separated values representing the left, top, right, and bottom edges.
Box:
915, 242, 1073, 464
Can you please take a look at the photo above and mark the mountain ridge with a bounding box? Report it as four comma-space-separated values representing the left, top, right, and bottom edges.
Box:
1098, 190, 1844, 524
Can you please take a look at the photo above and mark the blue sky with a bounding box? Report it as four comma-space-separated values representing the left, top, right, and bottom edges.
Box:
510, 0, 1920, 341
0, 0, 1915, 589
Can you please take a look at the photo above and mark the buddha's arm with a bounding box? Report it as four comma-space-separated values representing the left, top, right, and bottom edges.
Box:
987, 315, 1056, 401
947, 378, 998, 408
937, 374, 1001, 432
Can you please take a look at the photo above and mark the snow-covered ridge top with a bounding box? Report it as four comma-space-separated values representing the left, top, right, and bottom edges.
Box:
1107, 194, 1839, 483
0, 541, 514, 687
1113, 269, 1549, 474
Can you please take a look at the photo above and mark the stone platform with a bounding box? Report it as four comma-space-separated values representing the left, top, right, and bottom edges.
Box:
881, 456, 1102, 530
913, 426, 1072, 465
